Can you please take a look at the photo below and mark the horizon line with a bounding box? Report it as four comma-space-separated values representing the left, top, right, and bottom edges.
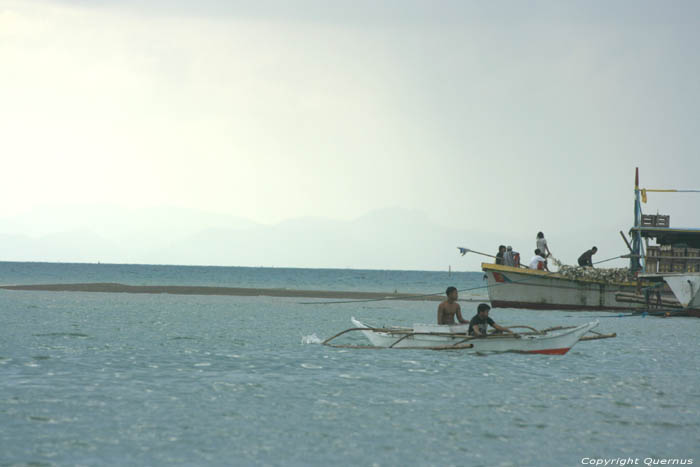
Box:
0, 259, 484, 274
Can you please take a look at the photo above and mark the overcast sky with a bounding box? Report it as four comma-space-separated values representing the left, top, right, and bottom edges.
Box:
1, 0, 699, 269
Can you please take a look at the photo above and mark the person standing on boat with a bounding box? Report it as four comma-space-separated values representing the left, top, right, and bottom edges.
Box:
528, 249, 549, 271
503, 246, 520, 267
468, 303, 513, 336
536, 232, 552, 258
437, 286, 469, 325
495, 245, 506, 265
577, 246, 598, 267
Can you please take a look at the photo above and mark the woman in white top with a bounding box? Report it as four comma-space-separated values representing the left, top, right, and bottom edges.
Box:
536, 232, 552, 258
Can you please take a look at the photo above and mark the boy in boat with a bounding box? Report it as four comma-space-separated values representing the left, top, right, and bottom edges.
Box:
577, 246, 598, 267
468, 303, 514, 337
437, 286, 469, 325
528, 249, 549, 271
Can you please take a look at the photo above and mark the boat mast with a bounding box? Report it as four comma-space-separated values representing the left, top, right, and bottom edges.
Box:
631, 167, 643, 272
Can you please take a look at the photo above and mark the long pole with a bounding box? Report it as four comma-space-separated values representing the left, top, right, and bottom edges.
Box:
457, 247, 529, 269
642, 189, 700, 193
631, 167, 642, 272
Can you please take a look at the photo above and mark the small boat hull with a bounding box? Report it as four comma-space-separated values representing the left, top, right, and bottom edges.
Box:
350, 318, 598, 354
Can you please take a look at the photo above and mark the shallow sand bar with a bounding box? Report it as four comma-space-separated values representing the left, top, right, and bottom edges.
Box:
0, 283, 489, 302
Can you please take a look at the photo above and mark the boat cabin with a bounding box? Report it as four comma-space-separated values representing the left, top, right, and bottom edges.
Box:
632, 214, 700, 273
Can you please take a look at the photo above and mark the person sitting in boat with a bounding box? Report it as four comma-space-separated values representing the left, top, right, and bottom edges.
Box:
528, 249, 549, 271
468, 303, 513, 336
437, 286, 469, 325
577, 246, 598, 267
536, 232, 552, 258
503, 246, 520, 267
495, 245, 506, 265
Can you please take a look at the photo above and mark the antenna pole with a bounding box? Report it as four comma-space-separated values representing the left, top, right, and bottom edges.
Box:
631, 167, 643, 272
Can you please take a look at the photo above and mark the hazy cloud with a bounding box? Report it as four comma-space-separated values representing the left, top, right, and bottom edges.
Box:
1, 0, 698, 269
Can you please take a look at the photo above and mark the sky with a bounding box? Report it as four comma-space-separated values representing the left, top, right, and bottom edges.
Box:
1, 0, 699, 270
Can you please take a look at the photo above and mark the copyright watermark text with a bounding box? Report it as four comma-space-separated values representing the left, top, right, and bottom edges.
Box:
581, 459, 693, 466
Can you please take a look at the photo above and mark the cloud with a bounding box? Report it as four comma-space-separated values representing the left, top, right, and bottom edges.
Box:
1, 0, 698, 268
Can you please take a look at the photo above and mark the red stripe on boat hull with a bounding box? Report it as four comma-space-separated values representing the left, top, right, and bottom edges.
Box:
525, 347, 571, 355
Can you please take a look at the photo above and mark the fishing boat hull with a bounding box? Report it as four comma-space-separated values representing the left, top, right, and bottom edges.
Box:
637, 272, 700, 317
662, 273, 700, 308
350, 318, 598, 354
482, 263, 645, 311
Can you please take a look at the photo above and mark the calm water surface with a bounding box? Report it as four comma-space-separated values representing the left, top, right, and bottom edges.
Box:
1, 263, 698, 466
0, 261, 483, 295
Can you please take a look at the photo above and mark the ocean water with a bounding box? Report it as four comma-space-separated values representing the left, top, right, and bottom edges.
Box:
0, 261, 485, 296
1, 262, 699, 466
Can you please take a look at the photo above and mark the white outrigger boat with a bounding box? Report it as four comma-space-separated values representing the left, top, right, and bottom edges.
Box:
322, 318, 613, 354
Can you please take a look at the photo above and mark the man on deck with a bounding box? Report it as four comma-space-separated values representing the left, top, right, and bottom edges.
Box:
503, 246, 519, 267
528, 249, 549, 271
577, 246, 598, 267
437, 286, 468, 325
536, 232, 552, 258
495, 245, 506, 265
468, 303, 513, 336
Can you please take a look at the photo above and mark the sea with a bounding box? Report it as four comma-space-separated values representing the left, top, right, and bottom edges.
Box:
1, 262, 698, 466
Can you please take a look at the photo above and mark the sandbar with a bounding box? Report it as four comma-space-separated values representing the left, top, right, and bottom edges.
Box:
0, 283, 488, 302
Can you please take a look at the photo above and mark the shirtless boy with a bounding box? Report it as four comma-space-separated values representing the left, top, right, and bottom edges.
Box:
437, 286, 468, 325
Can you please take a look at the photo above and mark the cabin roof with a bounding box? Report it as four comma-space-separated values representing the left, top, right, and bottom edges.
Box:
630, 226, 700, 248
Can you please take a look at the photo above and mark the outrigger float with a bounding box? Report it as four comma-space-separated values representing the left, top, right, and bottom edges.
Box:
322, 318, 615, 354
478, 168, 700, 316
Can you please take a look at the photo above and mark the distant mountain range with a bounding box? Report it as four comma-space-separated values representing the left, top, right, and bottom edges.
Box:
0, 205, 630, 270
0, 205, 510, 270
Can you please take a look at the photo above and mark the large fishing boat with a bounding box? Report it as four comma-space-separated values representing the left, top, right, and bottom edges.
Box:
480, 168, 700, 315
481, 263, 643, 311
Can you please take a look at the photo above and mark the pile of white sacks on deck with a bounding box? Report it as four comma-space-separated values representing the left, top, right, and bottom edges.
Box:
556, 265, 636, 283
